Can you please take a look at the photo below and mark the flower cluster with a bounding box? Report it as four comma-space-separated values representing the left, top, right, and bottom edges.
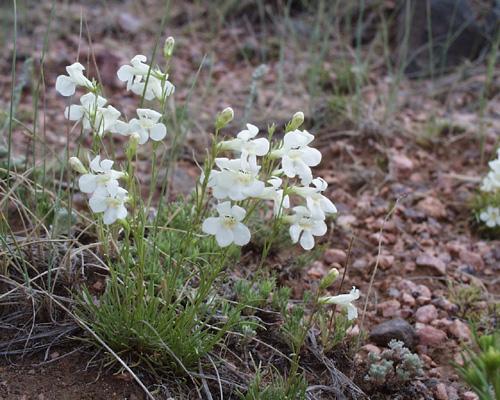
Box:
479, 148, 500, 228
58, 42, 175, 224
202, 112, 337, 250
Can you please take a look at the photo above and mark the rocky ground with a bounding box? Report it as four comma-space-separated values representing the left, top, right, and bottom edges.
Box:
0, 1, 499, 399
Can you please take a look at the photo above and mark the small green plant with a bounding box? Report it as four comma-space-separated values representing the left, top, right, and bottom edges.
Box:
364, 339, 424, 389
455, 331, 500, 400
239, 364, 307, 400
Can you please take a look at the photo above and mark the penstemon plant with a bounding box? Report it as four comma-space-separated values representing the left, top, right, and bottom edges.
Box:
56, 36, 361, 386
474, 148, 500, 230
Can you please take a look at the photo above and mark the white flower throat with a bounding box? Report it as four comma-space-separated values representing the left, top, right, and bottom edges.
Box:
221, 215, 237, 229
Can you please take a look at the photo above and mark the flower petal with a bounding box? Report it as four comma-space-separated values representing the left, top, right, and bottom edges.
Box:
79, 174, 97, 193
232, 223, 251, 246
88, 194, 108, 213
150, 123, 167, 141
215, 227, 233, 247
202, 217, 220, 235
56, 75, 76, 96
299, 230, 315, 250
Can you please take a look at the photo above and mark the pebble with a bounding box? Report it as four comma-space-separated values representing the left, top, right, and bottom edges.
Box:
401, 292, 416, 307
416, 253, 447, 274
415, 304, 438, 323
390, 152, 414, 178
463, 391, 479, 400
448, 319, 471, 342
378, 254, 395, 270
417, 196, 447, 219
324, 249, 347, 265
369, 318, 416, 348
432, 297, 459, 313
360, 344, 381, 355
416, 324, 447, 346
397, 279, 418, 293
377, 299, 401, 318
459, 250, 484, 270
434, 383, 448, 400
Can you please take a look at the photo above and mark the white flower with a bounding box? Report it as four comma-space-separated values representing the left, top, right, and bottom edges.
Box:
291, 177, 337, 219
287, 206, 327, 250
219, 124, 269, 169
55, 62, 94, 96
271, 129, 321, 184
255, 177, 290, 216
89, 186, 128, 225
479, 206, 500, 228
130, 75, 175, 101
208, 158, 265, 201
64, 93, 121, 136
202, 201, 251, 247
78, 155, 125, 196
116, 55, 151, 90
318, 287, 361, 320
117, 55, 174, 101
116, 108, 167, 144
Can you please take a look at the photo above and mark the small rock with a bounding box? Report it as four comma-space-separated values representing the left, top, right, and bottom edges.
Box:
416, 324, 447, 346
434, 383, 448, 400
324, 249, 347, 265
417, 196, 447, 219
377, 299, 401, 318
447, 385, 459, 400
117, 12, 143, 34
463, 391, 479, 400
369, 318, 416, 348
360, 344, 381, 355
433, 297, 459, 313
459, 250, 484, 270
416, 253, 447, 275
352, 258, 368, 272
401, 292, 416, 307
415, 304, 438, 323
307, 261, 328, 279
417, 284, 432, 298
337, 215, 356, 229
448, 319, 471, 342
378, 254, 395, 270
397, 279, 418, 293
390, 152, 414, 178
416, 295, 432, 305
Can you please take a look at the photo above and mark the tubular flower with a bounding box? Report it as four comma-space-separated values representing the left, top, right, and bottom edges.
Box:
255, 177, 290, 216
219, 123, 270, 169
319, 287, 361, 320
271, 129, 321, 184
117, 55, 175, 101
117, 108, 167, 144
479, 206, 500, 228
208, 158, 265, 201
78, 155, 125, 197
55, 62, 94, 96
286, 206, 327, 250
64, 93, 121, 136
291, 177, 337, 219
89, 186, 129, 225
202, 201, 251, 247
116, 55, 151, 90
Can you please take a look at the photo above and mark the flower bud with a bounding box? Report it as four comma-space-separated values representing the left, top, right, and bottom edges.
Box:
126, 132, 141, 158
164, 36, 175, 59
69, 157, 87, 174
287, 111, 304, 131
319, 268, 339, 290
215, 107, 234, 129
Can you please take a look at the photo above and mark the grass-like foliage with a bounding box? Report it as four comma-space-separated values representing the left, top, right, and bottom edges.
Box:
455, 331, 500, 400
